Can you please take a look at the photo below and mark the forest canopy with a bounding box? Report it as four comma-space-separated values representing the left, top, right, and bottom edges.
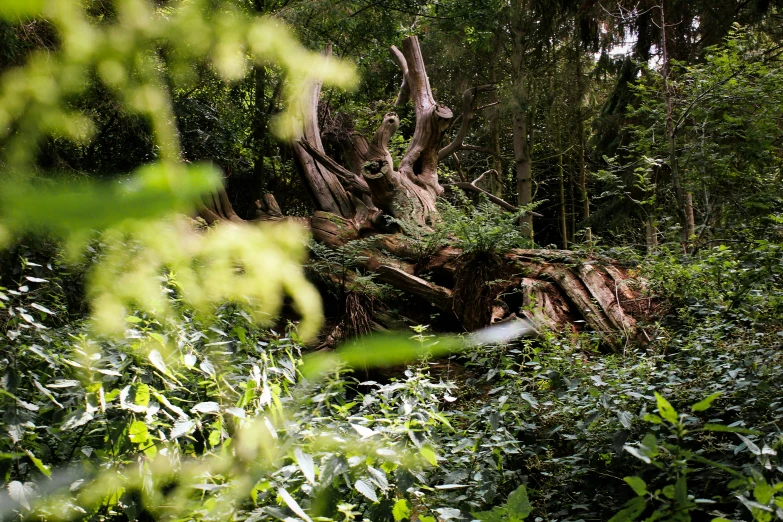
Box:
1, 0, 782, 521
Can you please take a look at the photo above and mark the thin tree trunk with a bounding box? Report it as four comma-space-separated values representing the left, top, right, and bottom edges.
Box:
646, 217, 658, 253
558, 150, 568, 249
252, 65, 267, 194
489, 64, 504, 198
684, 191, 695, 240
511, 1, 534, 240
661, 4, 689, 252
574, 33, 591, 242
513, 106, 533, 238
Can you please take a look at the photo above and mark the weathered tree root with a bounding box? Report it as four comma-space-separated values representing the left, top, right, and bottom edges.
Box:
358, 237, 646, 351
194, 35, 648, 350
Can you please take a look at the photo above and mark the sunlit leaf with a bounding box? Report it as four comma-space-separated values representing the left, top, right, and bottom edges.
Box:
192, 402, 220, 414
278, 487, 313, 522
0, 0, 44, 21
393, 499, 411, 521
420, 446, 438, 466
691, 392, 722, 412
354, 479, 378, 503
624, 476, 648, 496
22, 449, 51, 478
654, 392, 678, 424
295, 448, 316, 485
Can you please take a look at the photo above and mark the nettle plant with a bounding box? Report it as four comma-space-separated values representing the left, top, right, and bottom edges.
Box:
616, 393, 783, 522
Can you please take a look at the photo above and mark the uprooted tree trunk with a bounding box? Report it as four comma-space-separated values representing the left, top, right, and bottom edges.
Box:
207, 36, 649, 351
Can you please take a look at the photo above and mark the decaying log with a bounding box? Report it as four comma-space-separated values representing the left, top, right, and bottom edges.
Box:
291, 45, 354, 219
256, 194, 283, 219
194, 35, 648, 349
373, 265, 453, 311
197, 187, 245, 225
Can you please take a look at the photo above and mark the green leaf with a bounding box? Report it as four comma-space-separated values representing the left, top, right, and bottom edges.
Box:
754, 480, 774, 505
702, 424, 762, 435
278, 487, 312, 522
393, 499, 411, 521
674, 476, 688, 505
132, 383, 150, 407
472, 507, 508, 522
0, 163, 221, 234
506, 484, 532, 520
148, 349, 168, 375
354, 479, 378, 503
643, 414, 663, 424
608, 496, 646, 522
300, 334, 464, 380
22, 449, 51, 478
420, 446, 438, 466
691, 392, 722, 412
295, 448, 315, 485
624, 446, 651, 464
128, 420, 150, 445
641, 433, 659, 458
624, 476, 648, 496
654, 392, 678, 424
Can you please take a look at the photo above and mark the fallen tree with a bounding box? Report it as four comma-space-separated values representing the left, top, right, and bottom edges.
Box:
201, 36, 648, 350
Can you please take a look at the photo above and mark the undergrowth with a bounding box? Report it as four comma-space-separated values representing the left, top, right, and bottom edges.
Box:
2, 234, 783, 521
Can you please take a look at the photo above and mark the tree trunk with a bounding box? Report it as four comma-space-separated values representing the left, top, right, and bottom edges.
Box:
574, 29, 591, 242
511, 8, 534, 240
512, 106, 533, 238
661, 4, 690, 253
558, 150, 568, 249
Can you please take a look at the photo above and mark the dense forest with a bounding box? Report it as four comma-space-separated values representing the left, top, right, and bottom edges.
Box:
1, 0, 783, 521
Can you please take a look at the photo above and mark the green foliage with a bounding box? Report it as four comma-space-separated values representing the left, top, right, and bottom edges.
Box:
0, 0, 363, 339
644, 241, 783, 328
472, 485, 532, 522
618, 392, 783, 522
434, 195, 536, 256
623, 25, 783, 246
3, 243, 783, 521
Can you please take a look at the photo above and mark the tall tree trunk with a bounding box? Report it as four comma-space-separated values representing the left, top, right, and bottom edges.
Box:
489, 63, 504, 198
558, 150, 568, 249
252, 65, 268, 194
684, 191, 695, 240
661, 3, 690, 253
512, 104, 533, 239
574, 32, 591, 242
511, 2, 534, 239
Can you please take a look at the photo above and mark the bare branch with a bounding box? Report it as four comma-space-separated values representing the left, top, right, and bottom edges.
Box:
397, 36, 453, 193
445, 170, 543, 217
476, 101, 500, 111
458, 144, 502, 158
438, 85, 496, 161
390, 45, 410, 106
